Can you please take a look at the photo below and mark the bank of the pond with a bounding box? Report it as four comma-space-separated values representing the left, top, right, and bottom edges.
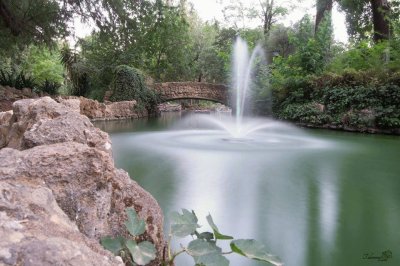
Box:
293, 121, 400, 135
0, 97, 165, 265
272, 72, 400, 135
0, 85, 150, 120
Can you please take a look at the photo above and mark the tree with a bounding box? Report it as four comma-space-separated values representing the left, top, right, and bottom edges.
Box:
221, 0, 288, 36
370, 0, 390, 42
315, 0, 333, 33
0, 0, 68, 48
338, 0, 392, 42
257, 0, 288, 36
265, 24, 295, 58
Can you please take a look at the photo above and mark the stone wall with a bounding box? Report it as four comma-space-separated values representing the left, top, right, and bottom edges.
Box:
57, 97, 149, 121
0, 97, 165, 265
154, 82, 229, 105
0, 86, 148, 120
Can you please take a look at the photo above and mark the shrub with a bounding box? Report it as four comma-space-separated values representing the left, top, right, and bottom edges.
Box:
272, 70, 400, 130
36, 79, 61, 95
280, 102, 331, 125
110, 65, 159, 112
0, 69, 37, 90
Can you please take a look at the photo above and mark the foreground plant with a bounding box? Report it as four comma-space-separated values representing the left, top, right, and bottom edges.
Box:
165, 209, 282, 266
101, 208, 283, 266
100, 208, 156, 265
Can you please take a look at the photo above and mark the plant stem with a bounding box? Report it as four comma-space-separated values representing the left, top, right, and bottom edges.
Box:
167, 229, 172, 261
170, 249, 186, 263
222, 251, 234, 255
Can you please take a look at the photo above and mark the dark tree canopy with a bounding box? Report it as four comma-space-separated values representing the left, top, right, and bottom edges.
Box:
315, 0, 333, 33
0, 0, 68, 48
338, 0, 393, 42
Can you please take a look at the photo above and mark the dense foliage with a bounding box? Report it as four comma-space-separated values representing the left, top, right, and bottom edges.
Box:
272, 69, 400, 130
110, 65, 159, 113
0, 0, 399, 132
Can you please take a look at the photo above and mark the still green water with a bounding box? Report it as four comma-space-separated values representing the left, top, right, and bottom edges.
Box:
95, 114, 400, 266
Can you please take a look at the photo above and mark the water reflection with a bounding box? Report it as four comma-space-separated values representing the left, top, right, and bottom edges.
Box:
103, 114, 400, 266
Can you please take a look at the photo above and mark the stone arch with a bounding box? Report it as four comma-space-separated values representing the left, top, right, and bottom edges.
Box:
153, 82, 229, 105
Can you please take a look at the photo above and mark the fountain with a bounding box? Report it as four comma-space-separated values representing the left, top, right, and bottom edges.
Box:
91, 29, 400, 266
124, 37, 329, 152
232, 37, 265, 138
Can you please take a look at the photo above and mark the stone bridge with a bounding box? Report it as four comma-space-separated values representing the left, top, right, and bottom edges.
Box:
153, 82, 229, 105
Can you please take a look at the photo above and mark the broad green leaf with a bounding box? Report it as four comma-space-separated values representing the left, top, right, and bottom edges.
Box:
100, 236, 124, 255
125, 208, 146, 237
206, 214, 233, 240
170, 209, 200, 237
196, 253, 230, 266
126, 240, 157, 266
198, 232, 214, 241
187, 239, 221, 257
187, 239, 227, 266
230, 239, 283, 266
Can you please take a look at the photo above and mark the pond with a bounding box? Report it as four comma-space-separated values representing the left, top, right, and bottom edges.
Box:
95, 113, 400, 266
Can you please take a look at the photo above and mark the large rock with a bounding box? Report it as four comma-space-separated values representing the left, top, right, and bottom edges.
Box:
22, 111, 111, 154
1, 97, 111, 152
0, 85, 37, 112
56, 97, 148, 120
79, 97, 107, 119
0, 97, 165, 265
105, 100, 144, 119
0, 181, 123, 266
0, 110, 13, 147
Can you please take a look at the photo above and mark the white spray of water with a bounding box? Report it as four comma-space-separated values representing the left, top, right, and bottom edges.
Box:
232, 37, 264, 137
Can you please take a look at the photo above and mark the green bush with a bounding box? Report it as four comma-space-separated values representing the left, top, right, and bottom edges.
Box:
327, 40, 400, 74
36, 79, 61, 95
273, 70, 400, 130
0, 69, 37, 90
110, 65, 159, 112
280, 102, 331, 125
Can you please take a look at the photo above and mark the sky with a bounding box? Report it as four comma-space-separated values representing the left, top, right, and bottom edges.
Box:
189, 0, 349, 43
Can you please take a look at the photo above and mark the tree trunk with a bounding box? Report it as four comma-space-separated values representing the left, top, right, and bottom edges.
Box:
315, 0, 332, 33
0, 0, 21, 36
263, 0, 274, 36
370, 0, 390, 42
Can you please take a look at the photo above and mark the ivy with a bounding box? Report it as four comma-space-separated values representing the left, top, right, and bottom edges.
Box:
110, 65, 160, 113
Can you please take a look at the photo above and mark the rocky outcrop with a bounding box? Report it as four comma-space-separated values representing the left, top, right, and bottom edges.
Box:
0, 86, 38, 112
57, 97, 148, 120
0, 110, 13, 147
0, 97, 111, 152
0, 181, 123, 266
0, 97, 165, 265
0, 86, 149, 120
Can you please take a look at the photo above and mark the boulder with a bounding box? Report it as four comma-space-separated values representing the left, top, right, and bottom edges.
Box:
0, 97, 165, 265
1, 97, 111, 152
0, 144, 164, 261
0, 181, 123, 266
105, 100, 143, 119
58, 98, 81, 113
79, 97, 107, 119
22, 111, 111, 154
0, 110, 13, 147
